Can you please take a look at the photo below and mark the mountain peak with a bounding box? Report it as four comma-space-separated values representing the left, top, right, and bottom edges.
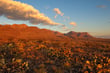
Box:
68, 31, 76, 33
65, 31, 93, 38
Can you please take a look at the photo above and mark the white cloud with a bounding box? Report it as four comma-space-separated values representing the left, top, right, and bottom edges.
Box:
0, 0, 61, 25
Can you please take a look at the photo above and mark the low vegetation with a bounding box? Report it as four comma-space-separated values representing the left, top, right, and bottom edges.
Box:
0, 38, 110, 73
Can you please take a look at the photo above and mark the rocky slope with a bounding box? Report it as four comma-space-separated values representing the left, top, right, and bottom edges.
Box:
0, 24, 93, 41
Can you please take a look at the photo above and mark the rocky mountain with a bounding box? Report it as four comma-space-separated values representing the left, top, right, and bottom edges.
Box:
0, 24, 70, 41
64, 31, 93, 39
0, 24, 93, 41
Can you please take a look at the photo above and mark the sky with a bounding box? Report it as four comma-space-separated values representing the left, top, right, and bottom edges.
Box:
0, 0, 110, 38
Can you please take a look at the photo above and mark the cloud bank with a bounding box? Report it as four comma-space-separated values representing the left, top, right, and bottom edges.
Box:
0, 0, 60, 25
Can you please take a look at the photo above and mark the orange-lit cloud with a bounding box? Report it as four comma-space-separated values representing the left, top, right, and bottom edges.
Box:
70, 22, 77, 26
61, 25, 75, 32
53, 8, 64, 18
0, 0, 61, 25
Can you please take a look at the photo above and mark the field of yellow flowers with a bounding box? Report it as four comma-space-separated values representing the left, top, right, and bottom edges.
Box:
0, 39, 110, 73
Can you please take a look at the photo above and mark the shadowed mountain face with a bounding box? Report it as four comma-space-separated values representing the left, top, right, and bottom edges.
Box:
65, 31, 93, 39
0, 24, 93, 41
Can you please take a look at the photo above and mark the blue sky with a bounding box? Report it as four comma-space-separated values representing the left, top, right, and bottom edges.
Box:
0, 0, 110, 38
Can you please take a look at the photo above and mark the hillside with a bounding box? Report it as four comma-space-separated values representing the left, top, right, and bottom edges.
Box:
0, 24, 70, 41
0, 36, 110, 73
0, 24, 93, 41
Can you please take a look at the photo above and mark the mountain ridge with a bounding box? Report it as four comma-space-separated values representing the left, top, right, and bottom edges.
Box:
0, 24, 93, 41
65, 31, 93, 39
